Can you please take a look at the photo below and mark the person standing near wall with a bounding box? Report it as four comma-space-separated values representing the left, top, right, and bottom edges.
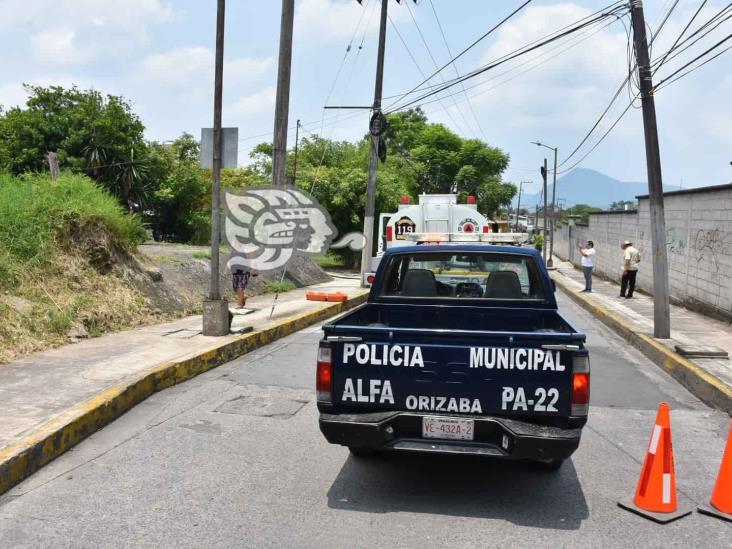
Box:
620, 240, 640, 298
578, 241, 596, 292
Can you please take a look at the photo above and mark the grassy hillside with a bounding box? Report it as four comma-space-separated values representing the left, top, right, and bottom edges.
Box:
0, 172, 153, 362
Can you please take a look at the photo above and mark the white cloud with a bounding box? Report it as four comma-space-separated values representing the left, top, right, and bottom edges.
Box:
230, 86, 276, 115
295, 0, 407, 45
140, 47, 273, 86
30, 30, 90, 65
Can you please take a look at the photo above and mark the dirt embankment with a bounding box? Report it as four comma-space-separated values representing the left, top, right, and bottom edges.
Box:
0, 238, 330, 363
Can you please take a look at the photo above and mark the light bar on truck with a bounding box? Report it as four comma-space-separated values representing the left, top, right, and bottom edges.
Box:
403, 232, 528, 245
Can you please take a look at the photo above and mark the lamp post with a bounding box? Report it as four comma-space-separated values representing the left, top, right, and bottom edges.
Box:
532, 141, 558, 268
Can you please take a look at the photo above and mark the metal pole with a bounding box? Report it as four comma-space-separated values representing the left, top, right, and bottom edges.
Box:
292, 119, 300, 185
542, 158, 548, 265
209, 0, 225, 301
547, 147, 558, 267
272, 0, 295, 186
515, 181, 523, 231
359, 0, 389, 286
630, 0, 670, 338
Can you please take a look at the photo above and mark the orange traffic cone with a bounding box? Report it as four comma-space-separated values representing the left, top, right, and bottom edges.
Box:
698, 421, 732, 522
618, 403, 691, 523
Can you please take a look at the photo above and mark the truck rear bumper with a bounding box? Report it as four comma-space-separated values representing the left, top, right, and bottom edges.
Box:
319, 412, 582, 461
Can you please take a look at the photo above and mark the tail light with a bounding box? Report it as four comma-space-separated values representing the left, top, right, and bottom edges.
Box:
386, 226, 393, 242
316, 346, 333, 403
571, 355, 590, 416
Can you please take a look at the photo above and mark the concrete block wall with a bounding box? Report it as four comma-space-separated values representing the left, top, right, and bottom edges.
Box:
553, 185, 732, 320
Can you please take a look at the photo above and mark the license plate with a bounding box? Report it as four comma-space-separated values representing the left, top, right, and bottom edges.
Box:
422, 416, 474, 441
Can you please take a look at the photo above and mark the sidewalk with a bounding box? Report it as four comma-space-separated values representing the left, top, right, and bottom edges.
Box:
551, 257, 732, 413
0, 275, 367, 493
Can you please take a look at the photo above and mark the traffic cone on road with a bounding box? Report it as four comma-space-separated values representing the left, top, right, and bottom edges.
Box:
618, 403, 691, 523
698, 421, 732, 522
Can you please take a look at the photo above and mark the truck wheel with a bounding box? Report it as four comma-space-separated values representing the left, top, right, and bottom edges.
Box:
348, 446, 377, 458
530, 458, 564, 471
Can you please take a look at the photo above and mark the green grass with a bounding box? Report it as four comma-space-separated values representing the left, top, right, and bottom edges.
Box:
0, 171, 146, 288
312, 253, 347, 270
191, 251, 211, 260
266, 281, 296, 294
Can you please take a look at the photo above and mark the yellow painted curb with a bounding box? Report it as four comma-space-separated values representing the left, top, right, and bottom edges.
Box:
551, 273, 732, 415
0, 290, 368, 496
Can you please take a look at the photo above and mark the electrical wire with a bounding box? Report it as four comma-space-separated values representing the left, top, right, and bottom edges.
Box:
653, 0, 709, 71
383, 0, 534, 112
428, 0, 487, 140
654, 31, 732, 89
388, 3, 629, 114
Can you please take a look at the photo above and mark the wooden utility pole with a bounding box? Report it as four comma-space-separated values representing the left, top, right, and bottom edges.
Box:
359, 0, 389, 286
630, 0, 671, 338
272, 0, 295, 187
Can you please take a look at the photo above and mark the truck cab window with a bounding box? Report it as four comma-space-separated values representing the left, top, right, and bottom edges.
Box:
380, 251, 545, 301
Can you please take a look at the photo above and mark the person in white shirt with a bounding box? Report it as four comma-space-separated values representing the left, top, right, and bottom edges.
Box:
578, 241, 596, 292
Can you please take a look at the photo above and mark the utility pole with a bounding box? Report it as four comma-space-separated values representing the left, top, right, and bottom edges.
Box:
548, 147, 557, 268
272, 0, 295, 187
202, 0, 229, 336
541, 158, 548, 265
630, 0, 671, 338
515, 181, 524, 231
359, 0, 389, 286
292, 119, 301, 185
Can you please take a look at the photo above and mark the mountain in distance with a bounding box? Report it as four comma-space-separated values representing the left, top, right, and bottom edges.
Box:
516, 167, 682, 209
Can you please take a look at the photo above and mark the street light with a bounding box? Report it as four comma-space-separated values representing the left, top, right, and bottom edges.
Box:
532, 141, 558, 268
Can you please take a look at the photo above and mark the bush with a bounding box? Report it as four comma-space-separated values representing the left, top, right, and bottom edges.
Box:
0, 172, 146, 288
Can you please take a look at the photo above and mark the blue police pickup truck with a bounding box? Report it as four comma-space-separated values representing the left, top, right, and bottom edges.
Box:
316, 244, 589, 470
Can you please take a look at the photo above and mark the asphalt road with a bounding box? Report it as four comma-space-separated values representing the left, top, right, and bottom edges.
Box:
1, 293, 730, 548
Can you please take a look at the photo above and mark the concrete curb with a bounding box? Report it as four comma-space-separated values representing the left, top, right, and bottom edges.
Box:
551, 273, 732, 415
0, 291, 368, 496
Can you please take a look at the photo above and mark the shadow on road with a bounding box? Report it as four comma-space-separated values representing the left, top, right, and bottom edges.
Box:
327, 452, 589, 530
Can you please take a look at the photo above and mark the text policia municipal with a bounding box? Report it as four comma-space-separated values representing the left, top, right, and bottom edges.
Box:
341, 343, 567, 372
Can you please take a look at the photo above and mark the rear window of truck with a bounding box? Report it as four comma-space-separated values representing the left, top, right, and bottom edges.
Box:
380, 251, 546, 301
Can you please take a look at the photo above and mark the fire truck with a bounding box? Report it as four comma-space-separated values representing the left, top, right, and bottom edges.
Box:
365, 193, 526, 284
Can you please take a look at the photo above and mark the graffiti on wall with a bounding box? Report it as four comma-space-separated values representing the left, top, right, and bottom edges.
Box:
692, 229, 728, 272
666, 228, 686, 255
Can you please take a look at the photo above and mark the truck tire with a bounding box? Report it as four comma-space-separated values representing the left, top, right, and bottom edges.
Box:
530, 458, 564, 471
348, 446, 377, 458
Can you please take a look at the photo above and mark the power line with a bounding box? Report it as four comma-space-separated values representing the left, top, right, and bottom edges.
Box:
402, 0, 477, 137
388, 4, 629, 113
656, 41, 732, 90
428, 0, 487, 140
653, 0, 709, 71
655, 31, 732, 88
383, 0, 534, 112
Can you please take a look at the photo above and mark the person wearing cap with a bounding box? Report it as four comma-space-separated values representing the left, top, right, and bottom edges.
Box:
620, 240, 640, 298
578, 240, 596, 292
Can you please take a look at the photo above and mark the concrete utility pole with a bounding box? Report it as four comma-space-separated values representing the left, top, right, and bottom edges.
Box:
203, 0, 229, 336
515, 181, 524, 231
541, 158, 548, 264
359, 0, 389, 286
532, 142, 558, 267
272, 0, 295, 187
292, 119, 301, 185
630, 0, 671, 338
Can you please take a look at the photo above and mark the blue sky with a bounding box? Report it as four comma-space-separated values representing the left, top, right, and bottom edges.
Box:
1, 0, 730, 195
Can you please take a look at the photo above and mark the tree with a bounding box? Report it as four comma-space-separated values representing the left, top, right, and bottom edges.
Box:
0, 85, 147, 200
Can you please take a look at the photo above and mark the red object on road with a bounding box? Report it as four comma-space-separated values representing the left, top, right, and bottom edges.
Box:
699, 421, 732, 522
618, 403, 691, 523
306, 292, 327, 301
326, 292, 347, 302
